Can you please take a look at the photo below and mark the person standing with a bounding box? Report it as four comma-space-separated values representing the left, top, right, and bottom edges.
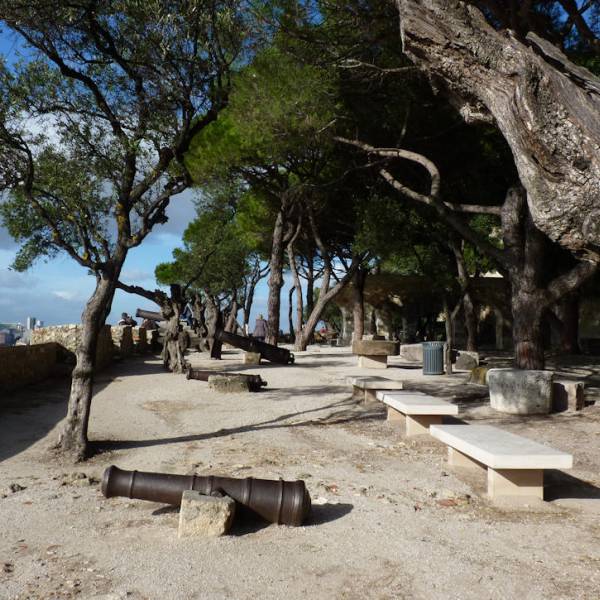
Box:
253, 314, 268, 342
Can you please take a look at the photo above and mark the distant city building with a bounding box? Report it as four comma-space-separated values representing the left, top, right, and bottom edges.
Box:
26, 316, 37, 330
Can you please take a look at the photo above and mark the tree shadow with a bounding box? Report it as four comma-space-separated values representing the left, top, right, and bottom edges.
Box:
92, 396, 377, 454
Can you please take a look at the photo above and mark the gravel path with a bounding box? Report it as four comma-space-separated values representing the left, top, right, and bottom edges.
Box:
1, 347, 599, 599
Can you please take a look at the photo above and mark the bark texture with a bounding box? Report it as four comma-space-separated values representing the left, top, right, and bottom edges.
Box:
396, 0, 600, 254
266, 207, 286, 345
58, 274, 117, 460
352, 268, 367, 341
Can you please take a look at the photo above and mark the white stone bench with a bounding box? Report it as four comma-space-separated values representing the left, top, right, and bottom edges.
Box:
378, 392, 458, 437
430, 425, 573, 502
347, 376, 404, 403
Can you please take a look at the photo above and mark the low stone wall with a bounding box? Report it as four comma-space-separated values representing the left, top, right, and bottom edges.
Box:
31, 324, 113, 370
111, 325, 134, 357
132, 326, 148, 353
0, 343, 59, 394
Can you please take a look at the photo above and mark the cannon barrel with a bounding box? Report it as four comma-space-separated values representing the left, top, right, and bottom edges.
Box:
216, 328, 294, 365
186, 368, 267, 390
101, 465, 311, 526
135, 308, 163, 321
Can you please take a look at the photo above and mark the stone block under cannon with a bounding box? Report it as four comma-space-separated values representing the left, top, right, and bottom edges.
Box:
186, 368, 267, 392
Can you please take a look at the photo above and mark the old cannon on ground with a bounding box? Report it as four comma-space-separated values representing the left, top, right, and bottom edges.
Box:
216, 328, 294, 365
101, 465, 311, 526
186, 368, 267, 392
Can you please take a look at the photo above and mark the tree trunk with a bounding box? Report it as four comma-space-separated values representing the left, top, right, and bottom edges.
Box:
58, 274, 116, 460
552, 294, 581, 354
225, 293, 239, 333
462, 292, 478, 352
442, 296, 453, 375
266, 207, 286, 345
160, 285, 187, 373
396, 0, 600, 254
512, 286, 545, 369
352, 268, 367, 341
287, 286, 295, 342
205, 295, 223, 359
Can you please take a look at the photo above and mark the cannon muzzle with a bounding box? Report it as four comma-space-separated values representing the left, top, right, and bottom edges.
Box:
135, 308, 164, 321
101, 465, 311, 526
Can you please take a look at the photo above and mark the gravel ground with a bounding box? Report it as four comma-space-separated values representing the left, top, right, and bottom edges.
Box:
1, 346, 599, 600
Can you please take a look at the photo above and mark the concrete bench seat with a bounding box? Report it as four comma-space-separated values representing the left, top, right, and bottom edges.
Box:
347, 376, 404, 403
430, 424, 573, 502
378, 392, 458, 437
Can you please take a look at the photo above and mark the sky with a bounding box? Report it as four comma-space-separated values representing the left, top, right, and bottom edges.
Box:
0, 29, 289, 330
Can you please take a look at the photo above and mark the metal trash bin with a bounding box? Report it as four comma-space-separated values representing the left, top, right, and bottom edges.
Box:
422, 341, 445, 375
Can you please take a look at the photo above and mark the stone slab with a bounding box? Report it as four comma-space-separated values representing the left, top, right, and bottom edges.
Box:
430, 425, 572, 470
488, 368, 553, 415
352, 340, 399, 356
376, 390, 428, 402
347, 376, 404, 390
358, 355, 388, 369
208, 374, 251, 393
381, 394, 459, 416
178, 490, 236, 538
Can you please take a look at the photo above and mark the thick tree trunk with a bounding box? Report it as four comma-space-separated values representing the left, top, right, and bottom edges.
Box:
396, 0, 600, 254
58, 274, 117, 460
160, 285, 187, 373
352, 268, 367, 341
462, 293, 478, 352
266, 207, 286, 345
512, 287, 545, 369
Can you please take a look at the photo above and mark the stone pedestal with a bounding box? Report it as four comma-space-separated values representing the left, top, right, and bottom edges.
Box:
386, 406, 406, 424
244, 352, 261, 365
178, 491, 236, 538
488, 368, 553, 415
487, 468, 544, 501
552, 379, 584, 412
405, 414, 443, 437
448, 447, 486, 471
353, 340, 398, 370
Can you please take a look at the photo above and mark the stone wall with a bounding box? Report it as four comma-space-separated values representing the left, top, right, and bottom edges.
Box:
111, 325, 134, 357
132, 326, 148, 353
0, 343, 59, 394
31, 324, 113, 370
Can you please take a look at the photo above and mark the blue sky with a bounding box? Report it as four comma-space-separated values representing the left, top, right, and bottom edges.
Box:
0, 29, 286, 329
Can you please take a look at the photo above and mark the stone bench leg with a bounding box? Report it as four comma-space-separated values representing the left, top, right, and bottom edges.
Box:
487, 468, 544, 501
448, 447, 486, 471
364, 389, 380, 403
405, 414, 443, 437
386, 406, 406, 426
358, 355, 388, 369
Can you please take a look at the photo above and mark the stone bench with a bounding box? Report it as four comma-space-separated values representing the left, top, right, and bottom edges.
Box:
347, 376, 404, 403
430, 424, 573, 502
378, 392, 458, 437
352, 340, 399, 369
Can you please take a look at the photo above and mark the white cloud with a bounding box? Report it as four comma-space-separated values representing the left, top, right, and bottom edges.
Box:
121, 269, 155, 283
52, 290, 79, 301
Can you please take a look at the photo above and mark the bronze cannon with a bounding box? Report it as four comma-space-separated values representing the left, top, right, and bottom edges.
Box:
186, 368, 267, 391
135, 308, 164, 322
216, 328, 294, 365
101, 466, 311, 526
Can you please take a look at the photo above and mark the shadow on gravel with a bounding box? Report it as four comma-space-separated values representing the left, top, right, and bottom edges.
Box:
545, 470, 600, 501
93, 397, 380, 454
307, 502, 353, 526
